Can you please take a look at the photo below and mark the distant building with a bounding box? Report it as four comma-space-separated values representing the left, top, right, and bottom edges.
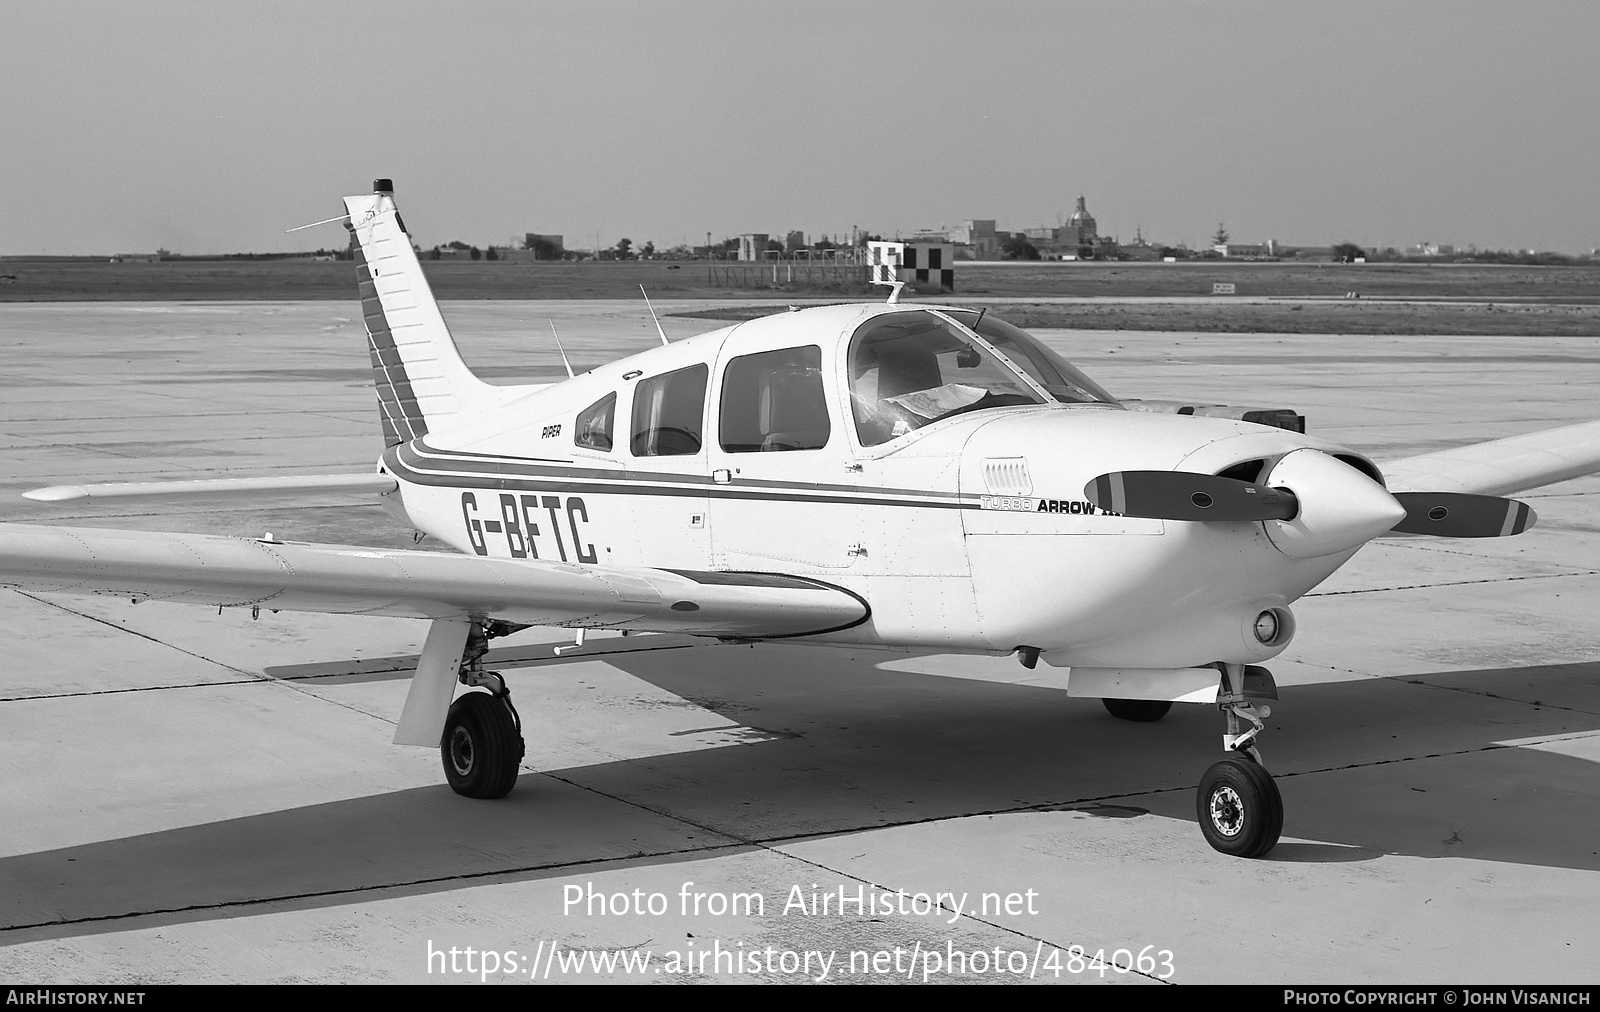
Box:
1213, 242, 1271, 258
1060, 196, 1098, 250
1272, 244, 1335, 260
948, 219, 999, 259
738, 234, 770, 261
1022, 197, 1104, 259
524, 233, 565, 258
785, 230, 806, 253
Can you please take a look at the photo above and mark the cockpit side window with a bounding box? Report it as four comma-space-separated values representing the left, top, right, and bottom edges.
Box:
630, 364, 708, 456
848, 311, 1044, 446
573, 392, 616, 452
719, 345, 830, 452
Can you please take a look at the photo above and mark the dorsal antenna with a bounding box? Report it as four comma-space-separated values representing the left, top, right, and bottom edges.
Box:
547, 320, 575, 379
640, 285, 669, 346
284, 213, 350, 233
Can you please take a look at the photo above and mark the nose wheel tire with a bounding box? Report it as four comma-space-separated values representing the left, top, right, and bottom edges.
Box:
441, 691, 524, 799
1102, 698, 1173, 722
1197, 756, 1282, 857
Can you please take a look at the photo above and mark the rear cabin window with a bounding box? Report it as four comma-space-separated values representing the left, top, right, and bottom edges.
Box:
630, 364, 708, 456
719, 346, 830, 452
573, 393, 615, 451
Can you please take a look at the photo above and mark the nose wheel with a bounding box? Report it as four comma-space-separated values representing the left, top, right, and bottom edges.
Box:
1197, 663, 1283, 857
1197, 755, 1282, 857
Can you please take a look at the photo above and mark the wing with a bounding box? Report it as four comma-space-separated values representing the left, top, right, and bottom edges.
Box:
0, 523, 867, 639
1380, 419, 1600, 496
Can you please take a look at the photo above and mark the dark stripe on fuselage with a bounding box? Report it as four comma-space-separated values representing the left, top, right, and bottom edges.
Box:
403, 437, 968, 501
385, 443, 977, 511
354, 244, 428, 447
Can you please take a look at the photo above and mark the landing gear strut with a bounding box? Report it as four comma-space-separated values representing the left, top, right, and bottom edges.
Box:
441, 621, 525, 799
1196, 663, 1282, 857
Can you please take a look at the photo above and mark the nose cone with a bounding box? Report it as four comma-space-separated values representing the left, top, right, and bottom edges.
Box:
1265, 449, 1407, 558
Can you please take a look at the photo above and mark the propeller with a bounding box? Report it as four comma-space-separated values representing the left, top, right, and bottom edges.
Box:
1086, 469, 1536, 541
1085, 471, 1298, 522
1390, 492, 1536, 537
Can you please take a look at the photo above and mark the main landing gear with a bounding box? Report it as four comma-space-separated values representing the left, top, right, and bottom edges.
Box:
441, 622, 525, 799
1196, 663, 1282, 858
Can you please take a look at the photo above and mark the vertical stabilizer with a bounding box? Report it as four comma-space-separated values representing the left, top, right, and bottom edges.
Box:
344, 179, 491, 446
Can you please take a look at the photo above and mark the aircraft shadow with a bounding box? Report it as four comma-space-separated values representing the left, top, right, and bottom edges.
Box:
2, 647, 1596, 942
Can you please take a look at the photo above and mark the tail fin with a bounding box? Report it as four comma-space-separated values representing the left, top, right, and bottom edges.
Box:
344, 179, 493, 447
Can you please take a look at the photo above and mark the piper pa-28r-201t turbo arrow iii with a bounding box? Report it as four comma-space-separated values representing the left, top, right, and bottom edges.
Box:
6, 181, 1600, 857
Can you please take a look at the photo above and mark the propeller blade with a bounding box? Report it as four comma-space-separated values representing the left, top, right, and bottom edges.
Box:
1390, 492, 1537, 537
1085, 471, 1299, 522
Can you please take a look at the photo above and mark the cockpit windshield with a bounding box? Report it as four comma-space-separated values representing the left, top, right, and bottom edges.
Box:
848, 311, 1047, 446
941, 309, 1118, 405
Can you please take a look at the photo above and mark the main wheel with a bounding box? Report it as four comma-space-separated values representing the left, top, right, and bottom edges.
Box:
1196, 756, 1283, 857
1102, 698, 1173, 722
441, 691, 524, 799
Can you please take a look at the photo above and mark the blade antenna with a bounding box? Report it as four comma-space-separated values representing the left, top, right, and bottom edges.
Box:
547, 320, 575, 379
640, 285, 670, 346
285, 214, 351, 233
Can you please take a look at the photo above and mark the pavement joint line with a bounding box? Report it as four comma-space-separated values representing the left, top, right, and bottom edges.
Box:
1303, 569, 1600, 597
1378, 537, 1596, 562
0, 730, 1570, 939
8, 591, 396, 723
1391, 674, 1600, 718
0, 638, 696, 702
1287, 661, 1600, 717
14, 591, 263, 680
0, 836, 758, 935
477, 766, 1181, 983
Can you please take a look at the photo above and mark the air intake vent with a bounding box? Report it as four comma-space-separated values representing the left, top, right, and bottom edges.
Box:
982, 457, 1033, 496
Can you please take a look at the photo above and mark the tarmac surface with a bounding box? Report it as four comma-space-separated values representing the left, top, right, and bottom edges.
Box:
0, 300, 1597, 985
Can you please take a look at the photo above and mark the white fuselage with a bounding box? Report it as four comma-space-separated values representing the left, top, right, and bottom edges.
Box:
379, 304, 1371, 669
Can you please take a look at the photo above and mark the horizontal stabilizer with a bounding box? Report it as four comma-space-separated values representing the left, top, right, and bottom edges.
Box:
0, 523, 867, 640
23, 473, 398, 504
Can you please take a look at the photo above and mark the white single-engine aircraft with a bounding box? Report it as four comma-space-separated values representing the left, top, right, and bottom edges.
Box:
5, 181, 1600, 858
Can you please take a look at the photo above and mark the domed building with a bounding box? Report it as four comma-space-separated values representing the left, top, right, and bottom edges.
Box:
1061, 195, 1098, 249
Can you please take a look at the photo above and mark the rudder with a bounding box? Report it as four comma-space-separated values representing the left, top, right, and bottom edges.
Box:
344, 179, 492, 447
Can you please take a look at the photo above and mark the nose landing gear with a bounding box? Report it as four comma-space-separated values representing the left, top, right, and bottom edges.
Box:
1196, 663, 1283, 857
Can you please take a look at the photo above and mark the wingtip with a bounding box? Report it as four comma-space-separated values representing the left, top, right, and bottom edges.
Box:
22, 486, 88, 503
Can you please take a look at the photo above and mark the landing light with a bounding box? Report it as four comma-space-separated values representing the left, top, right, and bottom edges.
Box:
1253, 610, 1279, 644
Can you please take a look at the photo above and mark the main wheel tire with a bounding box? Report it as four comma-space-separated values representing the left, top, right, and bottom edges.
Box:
441, 692, 524, 799
1102, 698, 1173, 722
1196, 756, 1283, 858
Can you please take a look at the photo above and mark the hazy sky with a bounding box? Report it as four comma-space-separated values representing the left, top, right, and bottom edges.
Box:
3, 1, 1596, 255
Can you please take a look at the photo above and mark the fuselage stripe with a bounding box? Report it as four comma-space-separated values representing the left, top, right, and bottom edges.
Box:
385, 445, 979, 510
401, 437, 968, 500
